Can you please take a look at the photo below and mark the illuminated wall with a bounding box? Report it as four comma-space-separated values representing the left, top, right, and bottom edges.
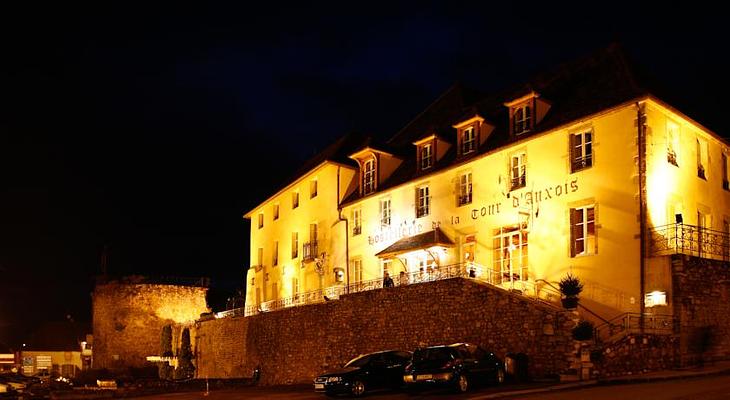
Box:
245, 162, 356, 309
345, 103, 644, 316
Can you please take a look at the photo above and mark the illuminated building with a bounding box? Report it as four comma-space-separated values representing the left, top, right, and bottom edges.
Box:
244, 46, 729, 324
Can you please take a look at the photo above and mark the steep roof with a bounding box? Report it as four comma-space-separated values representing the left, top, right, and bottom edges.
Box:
341, 44, 649, 206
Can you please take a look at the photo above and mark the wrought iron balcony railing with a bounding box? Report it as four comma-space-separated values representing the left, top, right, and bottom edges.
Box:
303, 241, 318, 262
649, 223, 730, 260
570, 155, 592, 172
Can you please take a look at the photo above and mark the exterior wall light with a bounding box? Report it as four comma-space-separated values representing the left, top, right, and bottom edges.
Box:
645, 290, 667, 307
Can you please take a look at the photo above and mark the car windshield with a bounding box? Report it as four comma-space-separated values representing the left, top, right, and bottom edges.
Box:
413, 347, 453, 362
344, 354, 372, 368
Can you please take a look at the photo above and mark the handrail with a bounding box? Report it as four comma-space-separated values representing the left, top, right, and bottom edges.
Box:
593, 312, 676, 342
649, 222, 730, 260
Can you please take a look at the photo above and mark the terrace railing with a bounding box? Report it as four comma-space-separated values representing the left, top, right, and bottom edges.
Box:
593, 312, 677, 342
649, 223, 730, 261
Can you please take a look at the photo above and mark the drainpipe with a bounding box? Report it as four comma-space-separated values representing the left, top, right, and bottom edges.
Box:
636, 101, 647, 334
336, 166, 350, 294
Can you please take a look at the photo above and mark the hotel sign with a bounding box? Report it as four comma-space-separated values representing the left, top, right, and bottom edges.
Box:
452, 178, 579, 225
368, 220, 423, 245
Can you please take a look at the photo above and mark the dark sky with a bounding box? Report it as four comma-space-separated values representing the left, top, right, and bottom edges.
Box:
1, 3, 727, 345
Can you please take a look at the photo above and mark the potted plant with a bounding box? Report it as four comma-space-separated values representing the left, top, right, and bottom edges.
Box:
559, 273, 583, 309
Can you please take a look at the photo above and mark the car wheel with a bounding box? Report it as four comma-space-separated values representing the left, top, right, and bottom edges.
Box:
350, 380, 366, 397
455, 374, 469, 393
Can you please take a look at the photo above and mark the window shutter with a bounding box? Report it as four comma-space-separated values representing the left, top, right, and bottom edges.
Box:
569, 208, 579, 257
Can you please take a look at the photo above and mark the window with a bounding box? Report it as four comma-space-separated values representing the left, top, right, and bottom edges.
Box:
382, 259, 392, 275
493, 225, 528, 283
570, 206, 596, 257
273, 204, 280, 220
292, 277, 299, 296
723, 153, 729, 190
257, 213, 264, 229
420, 143, 433, 170
292, 191, 300, 209
273, 241, 279, 266
667, 122, 679, 166
352, 208, 362, 235
291, 232, 299, 258
257, 247, 263, 267
363, 158, 376, 194
310, 179, 318, 198
416, 185, 430, 218
461, 126, 476, 155
697, 138, 708, 179
570, 131, 593, 172
458, 172, 472, 206
380, 198, 391, 226
513, 104, 532, 135
510, 153, 526, 190
351, 259, 363, 283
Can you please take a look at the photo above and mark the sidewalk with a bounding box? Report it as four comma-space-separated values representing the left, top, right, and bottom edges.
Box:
476, 361, 730, 399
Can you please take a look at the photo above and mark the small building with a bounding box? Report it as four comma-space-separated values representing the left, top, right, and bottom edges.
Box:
21, 321, 89, 378
0, 343, 16, 373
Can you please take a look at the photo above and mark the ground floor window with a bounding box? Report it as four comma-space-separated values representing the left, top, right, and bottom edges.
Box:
492, 225, 528, 284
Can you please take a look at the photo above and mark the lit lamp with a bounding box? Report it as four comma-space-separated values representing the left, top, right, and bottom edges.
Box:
645, 290, 667, 307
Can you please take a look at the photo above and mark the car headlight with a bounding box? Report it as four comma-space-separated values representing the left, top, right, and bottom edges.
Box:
327, 376, 342, 382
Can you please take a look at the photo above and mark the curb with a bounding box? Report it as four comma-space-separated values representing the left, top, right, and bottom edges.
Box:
473, 366, 730, 399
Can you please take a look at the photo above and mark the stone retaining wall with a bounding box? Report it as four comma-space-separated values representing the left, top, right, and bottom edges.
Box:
195, 278, 575, 385
595, 334, 679, 377
672, 255, 730, 365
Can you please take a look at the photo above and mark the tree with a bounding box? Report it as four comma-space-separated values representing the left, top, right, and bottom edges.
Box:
158, 325, 174, 380
175, 328, 195, 380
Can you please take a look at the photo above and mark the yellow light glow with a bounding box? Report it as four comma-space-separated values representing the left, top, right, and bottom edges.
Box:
645, 290, 667, 307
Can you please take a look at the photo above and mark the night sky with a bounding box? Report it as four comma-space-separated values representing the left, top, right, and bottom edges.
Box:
1, 3, 727, 346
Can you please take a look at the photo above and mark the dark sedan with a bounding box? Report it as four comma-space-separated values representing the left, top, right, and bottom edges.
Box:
403, 343, 504, 393
314, 350, 412, 397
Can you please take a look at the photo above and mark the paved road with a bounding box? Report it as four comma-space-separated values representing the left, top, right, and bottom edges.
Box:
501, 375, 730, 400
128, 374, 730, 399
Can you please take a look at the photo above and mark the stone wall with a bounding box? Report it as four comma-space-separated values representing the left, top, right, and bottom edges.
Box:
195, 278, 575, 385
595, 334, 679, 377
672, 255, 730, 365
93, 280, 209, 369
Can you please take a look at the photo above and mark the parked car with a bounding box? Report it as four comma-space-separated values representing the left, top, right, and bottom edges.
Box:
403, 343, 505, 393
0, 374, 27, 394
314, 350, 412, 397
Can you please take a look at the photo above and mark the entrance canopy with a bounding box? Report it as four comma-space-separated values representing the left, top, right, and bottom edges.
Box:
375, 228, 455, 258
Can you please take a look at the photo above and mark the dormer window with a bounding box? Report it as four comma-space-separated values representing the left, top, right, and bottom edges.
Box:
420, 143, 433, 170
363, 158, 376, 194
513, 104, 532, 135
462, 126, 476, 155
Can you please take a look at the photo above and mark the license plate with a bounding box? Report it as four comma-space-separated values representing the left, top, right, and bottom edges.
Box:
314, 383, 325, 389
417, 374, 433, 380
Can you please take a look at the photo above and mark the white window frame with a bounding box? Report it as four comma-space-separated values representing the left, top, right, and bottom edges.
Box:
257, 213, 264, 229
420, 143, 433, 170
292, 191, 299, 209
351, 258, 363, 283
363, 158, 376, 194
513, 104, 532, 135
570, 131, 593, 172
310, 179, 318, 198
493, 225, 528, 284
416, 185, 430, 218
291, 232, 299, 258
462, 126, 476, 155
458, 172, 472, 206
352, 208, 362, 235
273, 203, 279, 220
380, 198, 391, 226
697, 138, 708, 179
510, 153, 526, 190
571, 205, 596, 257
667, 121, 679, 166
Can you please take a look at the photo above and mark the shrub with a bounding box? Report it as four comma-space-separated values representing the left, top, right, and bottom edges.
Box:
559, 273, 584, 297
572, 320, 594, 341
175, 328, 195, 380
159, 325, 174, 380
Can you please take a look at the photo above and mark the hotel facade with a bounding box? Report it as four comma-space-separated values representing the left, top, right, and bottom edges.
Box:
243, 47, 730, 326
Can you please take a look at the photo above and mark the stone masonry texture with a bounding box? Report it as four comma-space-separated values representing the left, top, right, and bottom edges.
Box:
93, 281, 209, 369
195, 278, 575, 385
672, 255, 730, 365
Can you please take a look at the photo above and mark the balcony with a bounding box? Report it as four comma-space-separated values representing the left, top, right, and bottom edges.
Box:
649, 223, 730, 260
571, 155, 593, 172
457, 193, 472, 206
303, 241, 318, 262
353, 226, 362, 236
